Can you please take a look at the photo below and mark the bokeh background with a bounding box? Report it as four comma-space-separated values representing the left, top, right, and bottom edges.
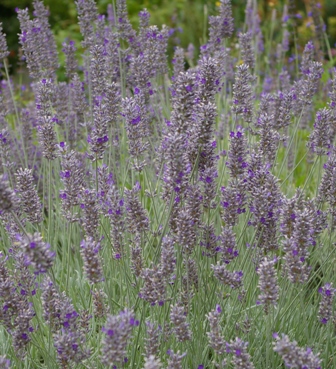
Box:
1, 0, 336, 72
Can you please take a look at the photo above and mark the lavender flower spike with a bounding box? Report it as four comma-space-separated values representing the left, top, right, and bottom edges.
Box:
80, 237, 104, 284
101, 309, 138, 367
144, 355, 162, 369
17, 232, 55, 274
0, 22, 9, 59
226, 337, 255, 369
15, 168, 43, 224
239, 32, 255, 69
170, 304, 192, 342
273, 333, 322, 369
207, 305, 225, 355
232, 64, 254, 123
0, 174, 15, 212
318, 283, 336, 324
0, 356, 10, 368
167, 350, 186, 369
257, 257, 279, 314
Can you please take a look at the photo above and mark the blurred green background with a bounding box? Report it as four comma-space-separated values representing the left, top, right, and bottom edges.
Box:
1, 0, 336, 71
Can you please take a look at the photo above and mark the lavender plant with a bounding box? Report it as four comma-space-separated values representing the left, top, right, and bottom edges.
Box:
0, 0, 335, 368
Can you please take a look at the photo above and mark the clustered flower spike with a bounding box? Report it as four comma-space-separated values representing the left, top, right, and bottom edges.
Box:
0, 356, 10, 368
167, 350, 186, 369
0, 254, 36, 358
17, 232, 55, 274
307, 108, 333, 155
207, 0, 234, 54
15, 168, 43, 224
232, 64, 254, 123
0, 174, 15, 212
101, 309, 138, 367
144, 321, 161, 358
212, 262, 243, 289
140, 266, 166, 306
80, 237, 104, 284
282, 205, 318, 284
273, 333, 322, 369
257, 257, 279, 314
239, 32, 255, 69
207, 305, 225, 355
0, 22, 9, 59
226, 127, 248, 180
124, 182, 149, 234
62, 39, 78, 79
226, 337, 255, 369
170, 304, 192, 342
75, 0, 98, 48
17, 1, 58, 79
318, 283, 336, 324
144, 355, 162, 369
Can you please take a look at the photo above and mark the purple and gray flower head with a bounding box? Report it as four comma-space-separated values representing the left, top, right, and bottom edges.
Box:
172, 47, 185, 79
226, 337, 255, 369
307, 107, 333, 156
15, 168, 42, 224
37, 109, 58, 161
122, 93, 149, 171
162, 131, 190, 201
226, 127, 248, 180
106, 185, 125, 258
238, 32, 255, 69
17, 1, 58, 79
144, 321, 161, 358
232, 64, 254, 123
124, 182, 149, 234
246, 159, 281, 252
130, 235, 143, 277
200, 224, 219, 257
87, 95, 109, 160
17, 232, 55, 274
317, 148, 336, 221
207, 304, 225, 355
207, 0, 234, 54
160, 236, 176, 280
169, 70, 196, 134
273, 333, 321, 369
62, 39, 77, 79
101, 309, 138, 367
219, 226, 239, 264
144, 355, 162, 369
256, 257, 279, 314
0, 174, 15, 212
221, 183, 246, 227
256, 112, 281, 164
212, 262, 243, 289
80, 188, 100, 240
318, 283, 335, 324
282, 207, 316, 284
300, 41, 315, 76
80, 237, 104, 284
0, 356, 10, 368
140, 266, 166, 306
0, 22, 9, 59
41, 275, 63, 331
75, 0, 98, 48
196, 56, 222, 102
170, 304, 192, 342
116, 0, 136, 43
297, 61, 323, 108
166, 350, 186, 369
